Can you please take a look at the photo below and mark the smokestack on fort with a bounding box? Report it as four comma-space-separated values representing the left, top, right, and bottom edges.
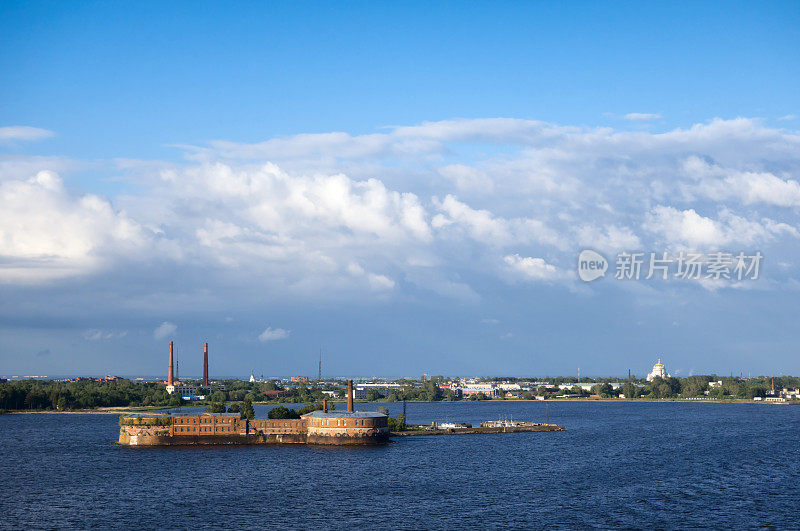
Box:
347, 379, 354, 412
203, 342, 209, 387
167, 341, 174, 386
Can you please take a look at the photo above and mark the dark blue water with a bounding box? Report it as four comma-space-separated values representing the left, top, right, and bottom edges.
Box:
1, 401, 798, 529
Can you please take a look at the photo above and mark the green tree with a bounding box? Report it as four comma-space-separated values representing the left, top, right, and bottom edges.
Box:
621, 382, 637, 399
242, 397, 255, 420
296, 403, 324, 415
387, 413, 407, 431
168, 393, 183, 407
267, 406, 299, 419
592, 383, 613, 398
210, 390, 227, 402
206, 402, 226, 413
56, 395, 70, 411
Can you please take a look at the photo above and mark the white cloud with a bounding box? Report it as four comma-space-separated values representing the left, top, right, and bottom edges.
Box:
258, 327, 290, 342
504, 254, 565, 282
0, 126, 54, 143
624, 113, 661, 121
433, 195, 512, 244
3, 116, 800, 305
83, 329, 127, 341
682, 156, 800, 208
643, 206, 798, 248
153, 322, 177, 340
438, 164, 495, 193
0, 171, 149, 282
432, 194, 562, 249
576, 225, 642, 252
345, 262, 394, 291
367, 273, 395, 291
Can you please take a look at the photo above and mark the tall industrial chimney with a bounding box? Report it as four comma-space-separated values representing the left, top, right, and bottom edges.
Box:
347, 379, 354, 412
167, 341, 174, 386
202, 342, 209, 387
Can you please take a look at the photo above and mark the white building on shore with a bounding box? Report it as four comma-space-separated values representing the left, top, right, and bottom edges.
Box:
646, 358, 669, 381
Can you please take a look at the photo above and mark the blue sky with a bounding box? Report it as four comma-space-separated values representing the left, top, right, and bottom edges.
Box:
1, 2, 799, 378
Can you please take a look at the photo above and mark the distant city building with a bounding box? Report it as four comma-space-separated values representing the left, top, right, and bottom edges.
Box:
250, 372, 256, 383
765, 396, 787, 403
783, 388, 800, 400
64, 375, 124, 383
456, 383, 499, 397
291, 376, 309, 383
646, 358, 669, 381
166, 384, 197, 396
556, 382, 623, 391
357, 382, 403, 389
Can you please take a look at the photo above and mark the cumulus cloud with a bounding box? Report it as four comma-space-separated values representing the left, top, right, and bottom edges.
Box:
643, 206, 798, 248
682, 156, 800, 208
2, 116, 800, 309
504, 254, 565, 282
0, 126, 54, 143
345, 261, 395, 291
258, 327, 290, 341
576, 225, 642, 252
153, 322, 177, 340
0, 170, 148, 282
432, 194, 562, 249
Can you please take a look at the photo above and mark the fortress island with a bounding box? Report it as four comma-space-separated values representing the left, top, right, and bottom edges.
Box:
118, 380, 389, 446
117, 346, 563, 447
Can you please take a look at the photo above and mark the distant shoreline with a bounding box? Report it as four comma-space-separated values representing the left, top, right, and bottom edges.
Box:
2, 397, 794, 415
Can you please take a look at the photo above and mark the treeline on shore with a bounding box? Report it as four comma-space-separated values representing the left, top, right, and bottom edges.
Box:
0, 378, 327, 412
1, 375, 798, 412
551, 375, 799, 400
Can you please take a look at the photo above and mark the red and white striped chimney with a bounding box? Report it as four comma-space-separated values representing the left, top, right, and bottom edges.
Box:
167, 341, 174, 386
202, 342, 209, 387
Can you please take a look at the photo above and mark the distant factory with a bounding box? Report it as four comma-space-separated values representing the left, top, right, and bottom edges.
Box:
165, 340, 214, 399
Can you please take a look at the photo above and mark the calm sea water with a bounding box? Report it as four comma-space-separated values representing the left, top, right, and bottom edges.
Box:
0, 401, 798, 529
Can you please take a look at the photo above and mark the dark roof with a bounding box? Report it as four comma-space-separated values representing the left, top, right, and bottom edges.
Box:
301, 410, 387, 418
